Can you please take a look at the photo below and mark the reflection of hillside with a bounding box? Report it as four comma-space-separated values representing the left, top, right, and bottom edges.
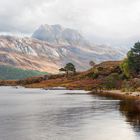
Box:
119, 101, 140, 132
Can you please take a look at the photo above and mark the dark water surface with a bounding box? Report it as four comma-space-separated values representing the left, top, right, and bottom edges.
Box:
0, 87, 139, 140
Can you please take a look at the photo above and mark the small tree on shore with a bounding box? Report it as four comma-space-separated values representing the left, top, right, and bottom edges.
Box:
59, 63, 76, 77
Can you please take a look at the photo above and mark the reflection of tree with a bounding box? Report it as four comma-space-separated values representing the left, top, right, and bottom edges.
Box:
119, 100, 140, 132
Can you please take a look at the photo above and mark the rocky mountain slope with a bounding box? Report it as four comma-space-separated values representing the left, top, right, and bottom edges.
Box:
0, 36, 60, 73
0, 24, 127, 73
32, 24, 87, 46
32, 24, 127, 61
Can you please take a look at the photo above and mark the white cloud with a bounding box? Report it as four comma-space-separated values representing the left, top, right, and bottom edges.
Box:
0, 0, 140, 46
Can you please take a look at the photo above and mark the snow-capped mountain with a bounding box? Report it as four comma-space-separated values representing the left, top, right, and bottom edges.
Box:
0, 36, 126, 73
32, 24, 88, 46
0, 24, 127, 73
32, 24, 128, 56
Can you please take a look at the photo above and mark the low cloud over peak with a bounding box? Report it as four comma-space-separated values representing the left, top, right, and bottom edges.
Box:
0, 0, 140, 46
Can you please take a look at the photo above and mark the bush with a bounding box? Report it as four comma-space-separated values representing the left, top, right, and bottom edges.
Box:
97, 67, 103, 71
121, 78, 140, 92
119, 73, 128, 80
87, 72, 98, 79
120, 59, 130, 78
136, 87, 140, 92
92, 73, 99, 79
103, 73, 121, 89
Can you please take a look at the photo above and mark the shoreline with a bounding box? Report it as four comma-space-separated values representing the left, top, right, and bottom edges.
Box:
1, 84, 140, 101
90, 90, 140, 101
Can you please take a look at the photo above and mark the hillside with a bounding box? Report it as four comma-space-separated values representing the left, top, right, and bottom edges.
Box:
14, 61, 122, 89
0, 60, 139, 101
0, 65, 48, 80
0, 35, 126, 73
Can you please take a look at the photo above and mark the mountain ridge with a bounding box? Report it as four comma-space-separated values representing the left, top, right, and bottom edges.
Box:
32, 24, 90, 46
0, 24, 127, 73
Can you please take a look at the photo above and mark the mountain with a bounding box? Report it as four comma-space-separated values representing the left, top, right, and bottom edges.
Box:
0, 35, 60, 73
0, 65, 48, 80
32, 24, 126, 54
0, 24, 127, 73
0, 35, 126, 73
32, 24, 88, 46
32, 24, 128, 57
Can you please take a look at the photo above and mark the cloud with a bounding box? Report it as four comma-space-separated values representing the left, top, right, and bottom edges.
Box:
0, 0, 140, 45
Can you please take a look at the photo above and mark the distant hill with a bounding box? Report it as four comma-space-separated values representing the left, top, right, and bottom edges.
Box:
0, 65, 48, 80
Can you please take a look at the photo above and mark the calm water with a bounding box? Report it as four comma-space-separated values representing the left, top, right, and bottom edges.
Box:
0, 87, 139, 140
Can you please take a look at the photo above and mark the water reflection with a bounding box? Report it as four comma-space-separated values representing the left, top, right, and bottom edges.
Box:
0, 87, 139, 140
119, 100, 140, 134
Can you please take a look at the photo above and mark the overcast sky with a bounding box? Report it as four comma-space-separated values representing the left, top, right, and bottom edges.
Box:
0, 0, 140, 47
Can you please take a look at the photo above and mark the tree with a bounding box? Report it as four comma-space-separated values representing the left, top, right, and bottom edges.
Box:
65, 63, 76, 75
127, 42, 140, 75
121, 42, 140, 78
59, 63, 76, 77
89, 61, 96, 67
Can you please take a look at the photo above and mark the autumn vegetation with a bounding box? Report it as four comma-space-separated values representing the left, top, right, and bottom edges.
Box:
1, 42, 140, 95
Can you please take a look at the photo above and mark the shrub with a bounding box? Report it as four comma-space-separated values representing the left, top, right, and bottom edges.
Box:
92, 73, 99, 79
120, 59, 130, 78
136, 87, 140, 92
121, 78, 140, 92
119, 73, 128, 80
87, 72, 98, 79
97, 67, 103, 71
103, 73, 121, 89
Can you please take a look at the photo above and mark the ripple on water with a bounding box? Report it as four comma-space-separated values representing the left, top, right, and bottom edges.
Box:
0, 86, 139, 140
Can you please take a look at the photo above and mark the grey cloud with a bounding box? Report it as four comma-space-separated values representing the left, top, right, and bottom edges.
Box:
0, 0, 140, 46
